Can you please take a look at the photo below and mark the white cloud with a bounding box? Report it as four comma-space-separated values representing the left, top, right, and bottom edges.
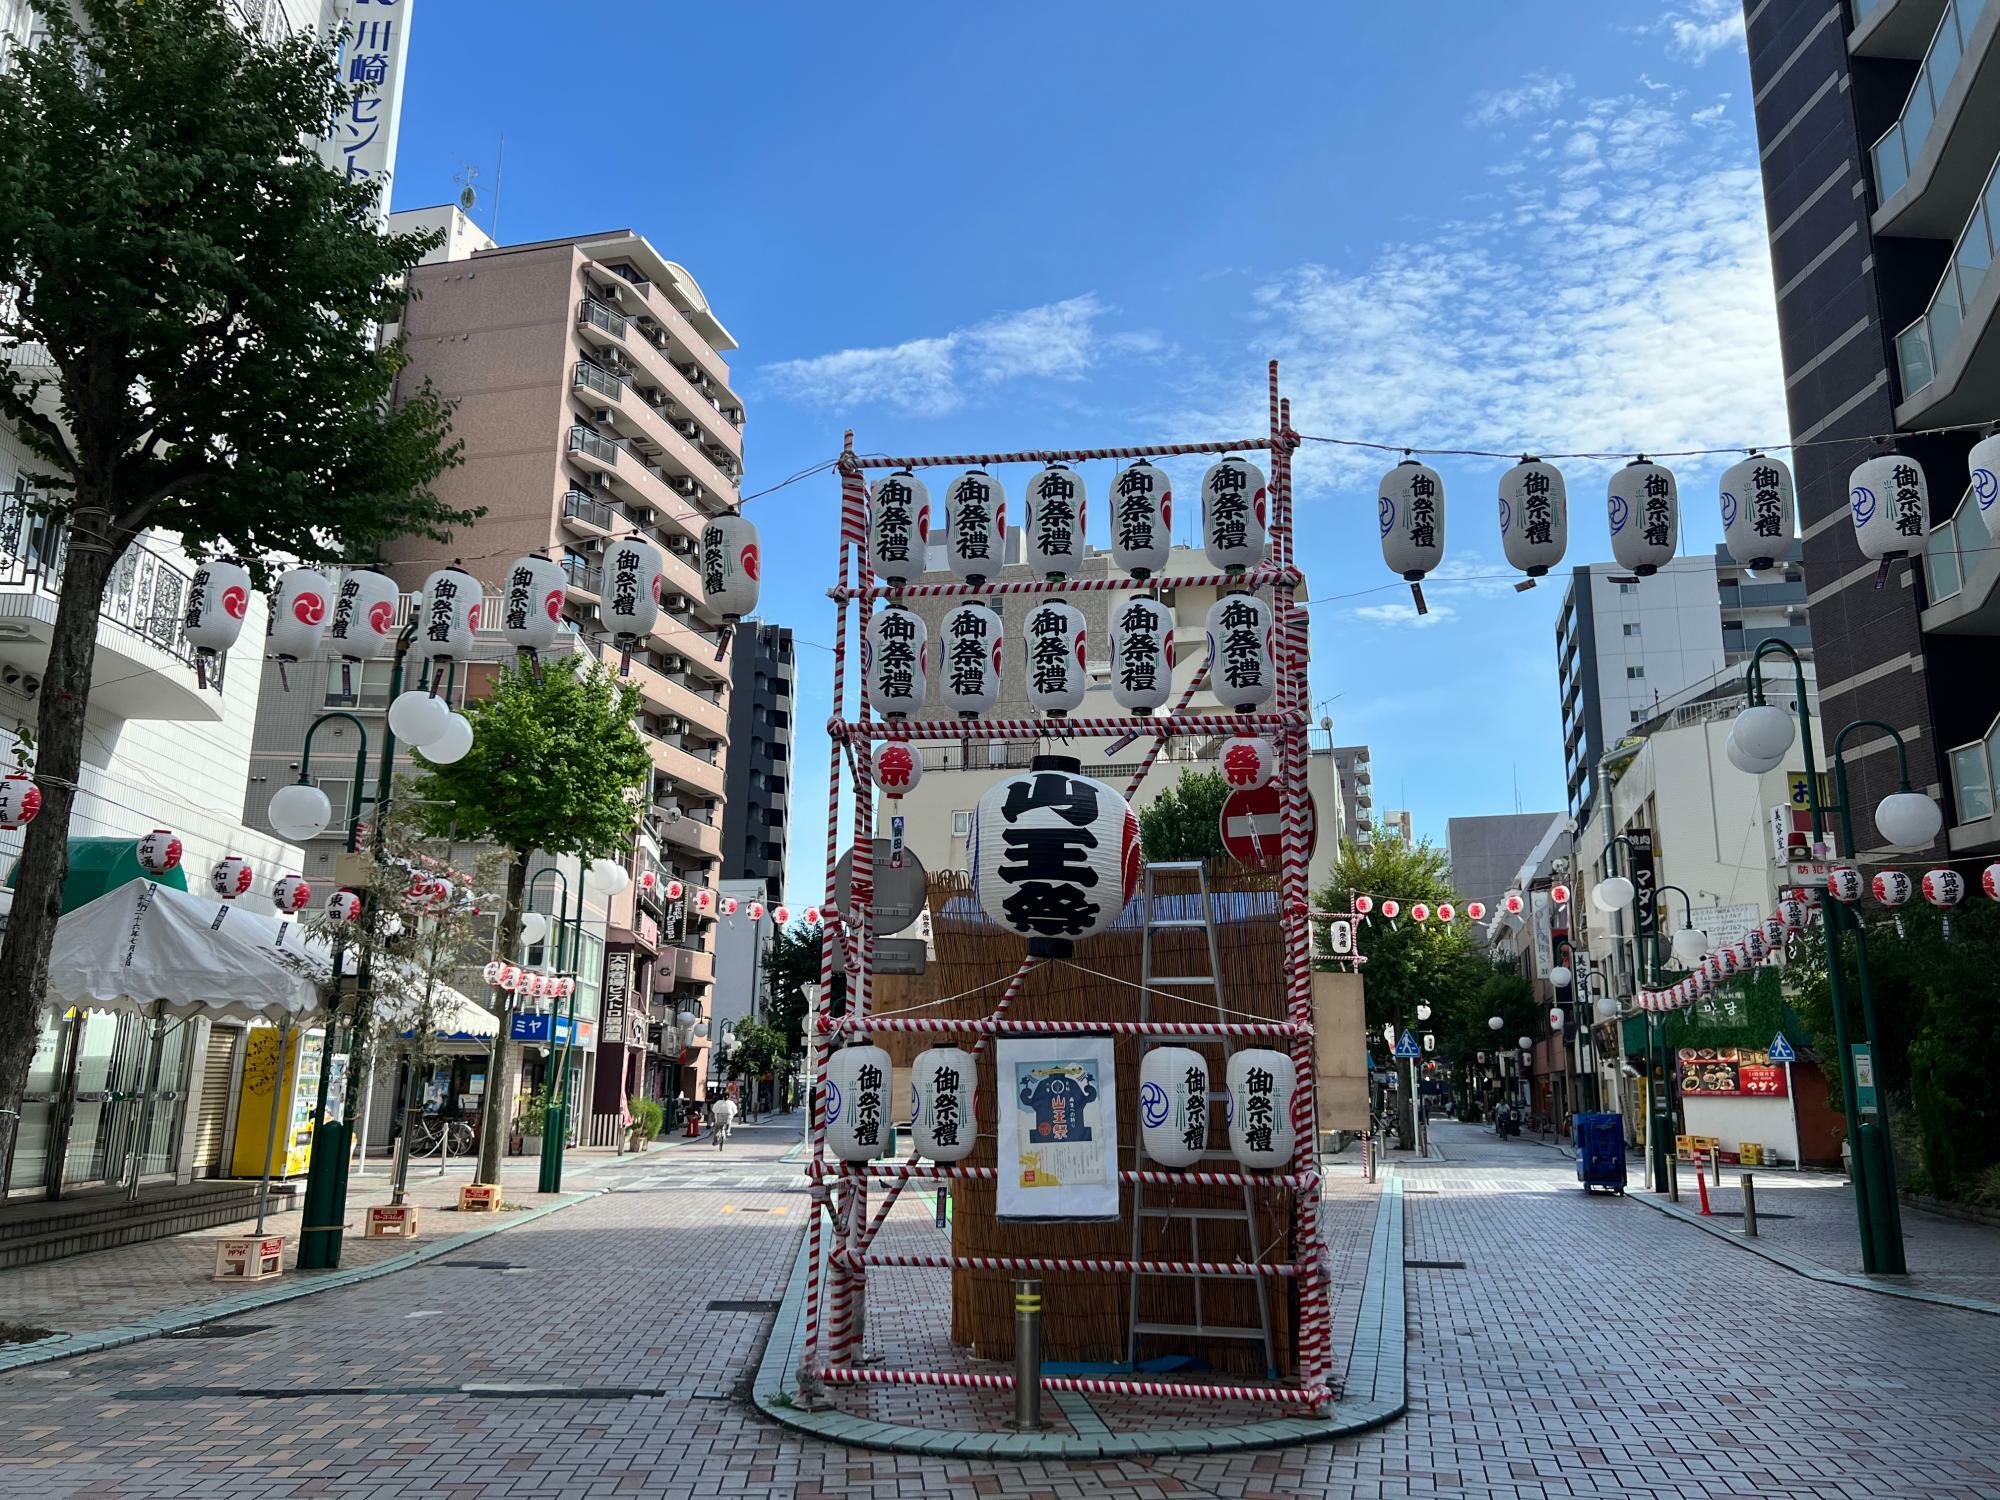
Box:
1468, 72, 1573, 126
1657, 1, 1747, 62
1354, 601, 1457, 628
758, 334, 959, 418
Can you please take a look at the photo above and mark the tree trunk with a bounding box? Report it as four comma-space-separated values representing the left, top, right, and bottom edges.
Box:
473, 848, 529, 1185
0, 517, 123, 1182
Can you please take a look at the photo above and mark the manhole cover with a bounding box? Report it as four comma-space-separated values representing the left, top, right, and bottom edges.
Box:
1404, 1260, 1467, 1270
707, 1299, 782, 1313
162, 1323, 269, 1341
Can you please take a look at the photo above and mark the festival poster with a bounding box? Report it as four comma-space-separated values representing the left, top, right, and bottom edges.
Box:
995, 1036, 1118, 1222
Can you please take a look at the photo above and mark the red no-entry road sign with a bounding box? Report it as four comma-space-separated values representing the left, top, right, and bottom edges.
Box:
1220, 785, 1317, 866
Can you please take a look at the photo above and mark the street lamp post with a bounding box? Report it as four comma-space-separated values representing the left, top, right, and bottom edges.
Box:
1593, 835, 1669, 1189
528, 865, 588, 1194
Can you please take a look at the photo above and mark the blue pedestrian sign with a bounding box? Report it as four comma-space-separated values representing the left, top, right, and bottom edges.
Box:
1393, 1029, 1422, 1059
1767, 1031, 1798, 1063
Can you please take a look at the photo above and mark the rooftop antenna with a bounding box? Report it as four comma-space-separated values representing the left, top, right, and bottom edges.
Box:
453, 163, 478, 216
490, 136, 506, 240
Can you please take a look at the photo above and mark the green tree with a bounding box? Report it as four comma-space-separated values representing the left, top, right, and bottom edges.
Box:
0, 0, 468, 1165
723, 1019, 790, 1095
409, 656, 650, 1183
1318, 830, 1481, 1043
1139, 769, 1228, 862
762, 921, 822, 1062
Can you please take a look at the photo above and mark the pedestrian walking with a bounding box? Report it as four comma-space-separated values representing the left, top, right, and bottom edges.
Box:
710, 1093, 738, 1150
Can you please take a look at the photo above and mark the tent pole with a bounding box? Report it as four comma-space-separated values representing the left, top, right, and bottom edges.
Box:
356, 1048, 377, 1174
255, 1015, 292, 1235
126, 1002, 169, 1203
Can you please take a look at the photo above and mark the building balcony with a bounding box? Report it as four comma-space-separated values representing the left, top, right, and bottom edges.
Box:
1871, 0, 2000, 238
573, 358, 627, 406
582, 262, 743, 445
660, 809, 723, 860
1921, 481, 2000, 633
602, 387, 741, 529
560, 486, 626, 537
1945, 707, 2000, 852
597, 642, 729, 739
566, 423, 622, 478
1894, 150, 2000, 423
560, 554, 605, 600
647, 736, 725, 799
666, 943, 714, 988
1852, 0, 1950, 57
575, 296, 628, 351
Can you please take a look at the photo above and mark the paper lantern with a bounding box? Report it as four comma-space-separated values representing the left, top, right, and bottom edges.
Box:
184, 558, 252, 657
1828, 867, 1863, 903
1498, 458, 1567, 577
867, 470, 931, 586
1354, 895, 1374, 915
1139, 1047, 1210, 1169
945, 469, 1006, 585
1849, 452, 1928, 562
873, 742, 924, 799
722, 896, 739, 916
695, 887, 715, 912
1872, 870, 1912, 907
865, 605, 929, 718
136, 828, 182, 874
1745, 928, 1768, 961
1550, 883, 1571, 905
1109, 460, 1172, 578
1410, 902, 1431, 922
500, 555, 568, 654
1607, 460, 1677, 577
1503, 891, 1524, 915
910, 1046, 977, 1163
419, 566, 481, 659
268, 567, 332, 664
1465, 901, 1487, 921
1204, 592, 1275, 712
1380, 899, 1401, 919
1109, 595, 1175, 712
272, 874, 311, 913
0, 772, 40, 831
748, 901, 766, 921
1219, 734, 1277, 791
1225, 1049, 1295, 1169
774, 904, 790, 923
666, 879, 685, 900
1379, 459, 1445, 581
824, 1044, 893, 1163
601, 538, 663, 645
209, 855, 253, 900
1023, 463, 1086, 580
1984, 864, 2000, 901
969, 755, 1139, 956
1922, 869, 1964, 907
1548, 1005, 1565, 1026
327, 568, 401, 661
1437, 903, 1456, 922
1021, 601, 1087, 716
1202, 455, 1268, 574
1762, 915, 1785, 947
937, 602, 1002, 717
701, 513, 760, 619
803, 906, 822, 925
327, 889, 362, 923
482, 959, 502, 985
1719, 453, 1795, 570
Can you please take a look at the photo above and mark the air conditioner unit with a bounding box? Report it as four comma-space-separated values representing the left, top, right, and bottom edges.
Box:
674, 476, 699, 498
593, 408, 613, 424
584, 538, 606, 555
664, 715, 684, 733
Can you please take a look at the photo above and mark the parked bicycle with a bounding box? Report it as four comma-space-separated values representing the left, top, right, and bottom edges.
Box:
407, 1115, 474, 1158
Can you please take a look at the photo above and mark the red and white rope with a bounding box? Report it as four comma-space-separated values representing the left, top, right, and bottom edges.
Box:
1121, 664, 1213, 800
819, 1014, 1307, 1040
836, 1248, 1301, 1279
815, 1364, 1331, 1407
834, 564, 1300, 602
854, 438, 1271, 471
814, 1160, 1319, 1193
837, 711, 1304, 742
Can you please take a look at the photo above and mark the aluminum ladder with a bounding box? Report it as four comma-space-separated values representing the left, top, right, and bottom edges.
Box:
1125, 860, 1279, 1379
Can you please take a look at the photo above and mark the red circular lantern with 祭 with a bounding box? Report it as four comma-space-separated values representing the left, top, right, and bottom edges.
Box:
1921, 868, 1965, 907
327, 889, 362, 923
1437, 903, 1456, 922
874, 743, 925, 800
667, 879, 685, 901
1353, 895, 1374, 915
1550, 883, 1571, 905
1465, 901, 1486, 921
637, 869, 658, 894
1503, 891, 1524, 915
136, 828, 183, 875
1380, 899, 1401, 920
1410, 902, 1431, 923
1984, 864, 2000, 901
1219, 735, 1277, 791
696, 888, 714, 912
774, 905, 790, 923
722, 897, 739, 916
803, 906, 822, 926
749, 901, 766, 922
1872, 870, 1913, 907
0, 772, 41, 831
272, 874, 311, 913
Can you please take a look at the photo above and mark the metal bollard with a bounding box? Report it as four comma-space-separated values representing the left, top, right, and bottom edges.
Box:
1741, 1173, 1758, 1237
1710, 1147, 1721, 1187
1013, 1279, 1044, 1431
1667, 1156, 1680, 1203
1364, 1133, 1376, 1183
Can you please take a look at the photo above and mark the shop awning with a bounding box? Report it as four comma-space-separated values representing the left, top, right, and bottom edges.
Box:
386, 987, 498, 1042
8, 836, 191, 913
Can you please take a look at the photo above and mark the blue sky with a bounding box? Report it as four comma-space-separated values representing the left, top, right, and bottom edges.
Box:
389, 1, 1779, 898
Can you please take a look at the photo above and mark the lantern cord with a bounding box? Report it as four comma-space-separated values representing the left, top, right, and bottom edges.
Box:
1053, 959, 1316, 1028
863, 964, 1032, 1018
1292, 415, 1999, 463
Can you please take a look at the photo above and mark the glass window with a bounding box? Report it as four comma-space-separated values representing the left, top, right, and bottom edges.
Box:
325, 659, 394, 708
1622, 623, 1640, 637
952, 810, 972, 838
1617, 582, 1636, 594
1626, 666, 1645, 679
1950, 742, 1993, 823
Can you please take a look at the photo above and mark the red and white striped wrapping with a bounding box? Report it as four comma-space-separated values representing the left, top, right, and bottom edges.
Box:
817, 1160, 1319, 1192
1121, 662, 1213, 798
815, 1364, 1332, 1407
841, 712, 1303, 742
819, 1014, 1307, 1040
837, 564, 1300, 603
855, 438, 1271, 471
836, 1248, 1301, 1279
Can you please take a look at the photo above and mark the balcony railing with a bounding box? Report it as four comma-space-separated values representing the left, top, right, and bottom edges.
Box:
562, 487, 624, 532
1895, 151, 2000, 397
576, 297, 628, 341
567, 424, 622, 467
573, 359, 626, 402
1872, 0, 1991, 201
1922, 481, 1987, 602
560, 555, 604, 596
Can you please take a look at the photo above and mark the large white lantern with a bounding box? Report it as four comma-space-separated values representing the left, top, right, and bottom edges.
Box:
867, 470, 931, 586
1498, 458, 1567, 578
184, 558, 252, 666
945, 469, 1006, 585
1220, 734, 1277, 791
865, 605, 929, 718
272, 873, 311, 913
1921, 869, 1964, 908
1139, 1046, 1210, 1169
499, 555, 568, 656
419, 566, 481, 660
1719, 453, 1795, 570
268, 567, 332, 669
1849, 452, 1928, 562
1876, 790, 1942, 850
910, 1046, 976, 1163
1225, 1049, 1295, 1170
268, 782, 334, 842
969, 755, 1141, 956
326, 889, 362, 923
327, 568, 400, 664
136, 828, 183, 875
701, 513, 760, 619
1204, 592, 1276, 712
1109, 460, 1172, 578
209, 854, 253, 900
1379, 458, 1445, 581
824, 1044, 893, 1163
602, 538, 663, 648
1021, 601, 1087, 716
1108, 595, 1175, 712
1872, 870, 1913, 908
1202, 455, 1268, 573
1982, 863, 2000, 901
872, 742, 924, 800
1023, 463, 1086, 580
1970, 434, 1999, 517
1607, 460, 1677, 577
937, 602, 1002, 716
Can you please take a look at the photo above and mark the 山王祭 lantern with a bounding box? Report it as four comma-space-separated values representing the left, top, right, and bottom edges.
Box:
910, 1046, 977, 1163
1922, 868, 1964, 907
272, 873, 311, 913
1849, 451, 1929, 562
1204, 591, 1275, 712
267, 567, 331, 686
1109, 460, 1172, 578
701, 513, 760, 619
185, 558, 252, 684
1021, 601, 1087, 716
1225, 1049, 1295, 1169
602, 538, 663, 667
1023, 462, 1086, 580
1139, 1047, 1209, 1169
825, 1044, 893, 1163
865, 605, 929, 718
873, 742, 924, 799
500, 554, 568, 662
1379, 458, 1445, 581
937, 602, 1001, 716
867, 470, 931, 586
326, 567, 401, 697
946, 469, 1006, 585
136, 828, 182, 874
1108, 595, 1174, 712
1202, 455, 1268, 573
209, 855, 253, 900
1872, 870, 1913, 907
1219, 734, 1276, 790
1498, 457, 1567, 578
1719, 453, 1795, 571
1607, 460, 1677, 577
969, 756, 1140, 956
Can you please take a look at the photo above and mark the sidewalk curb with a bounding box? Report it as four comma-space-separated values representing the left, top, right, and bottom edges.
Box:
747, 1177, 1407, 1457
0, 1186, 609, 1376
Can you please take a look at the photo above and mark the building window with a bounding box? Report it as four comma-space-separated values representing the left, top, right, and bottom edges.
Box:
325, 659, 395, 708
951, 810, 972, 838
1626, 666, 1644, 679
1617, 582, 1636, 594
1631, 710, 1646, 723
1622, 623, 1640, 637
1950, 741, 1993, 823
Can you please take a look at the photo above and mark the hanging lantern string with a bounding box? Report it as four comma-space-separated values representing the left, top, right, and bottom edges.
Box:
865, 964, 1040, 1019
1294, 415, 1999, 464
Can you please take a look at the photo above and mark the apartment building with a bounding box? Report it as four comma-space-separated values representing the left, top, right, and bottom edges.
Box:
1447, 812, 1568, 926
721, 622, 795, 905
1331, 744, 1374, 845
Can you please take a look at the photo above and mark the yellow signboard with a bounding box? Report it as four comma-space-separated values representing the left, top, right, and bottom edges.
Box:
229, 1025, 320, 1179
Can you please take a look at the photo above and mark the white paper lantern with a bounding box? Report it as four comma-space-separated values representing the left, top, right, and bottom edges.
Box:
268, 781, 334, 841
867, 470, 931, 586
0, 772, 39, 832
701, 513, 760, 619
1922, 868, 1964, 907
825, 1044, 893, 1163
749, 901, 766, 922
694, 887, 714, 912
1719, 453, 1795, 570
773, 904, 790, 923
1023, 463, 1087, 580
327, 568, 401, 660
937, 602, 1002, 717
424, 877, 454, 912
722, 896, 739, 916
184, 559, 252, 657
1109, 461, 1172, 578
209, 855, 253, 900
1437, 904, 1456, 922
1108, 595, 1175, 712
272, 873, 311, 913
1225, 1049, 1295, 1169
945, 470, 1006, 585
1204, 592, 1276, 713
1498, 458, 1567, 578
1984, 863, 2000, 901
1139, 1047, 1210, 1169
419, 567, 481, 660
326, 889, 362, 923
1607, 460, 1678, 577
1202, 455, 1268, 574
1021, 601, 1087, 716
1547, 1004, 1565, 1025
500, 554, 568, 654
1466, 901, 1487, 921
1872, 870, 1913, 907
865, 605, 929, 718
1379, 459, 1445, 581
1829, 867, 1863, 903
1717, 946, 1742, 976
1849, 452, 1929, 562
1219, 734, 1277, 791
969, 756, 1140, 956
387, 689, 451, 747
268, 567, 332, 664
873, 742, 924, 799
136, 828, 182, 875
911, 1046, 977, 1163
602, 538, 664, 644
1969, 434, 1999, 517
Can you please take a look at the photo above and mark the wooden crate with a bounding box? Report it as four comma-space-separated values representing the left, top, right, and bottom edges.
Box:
458, 1183, 502, 1213
366, 1203, 422, 1238
213, 1234, 286, 1282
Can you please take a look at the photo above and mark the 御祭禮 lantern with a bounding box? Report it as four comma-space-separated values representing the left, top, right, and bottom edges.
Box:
937, 602, 1002, 717
1225, 1049, 1295, 1169
185, 558, 252, 684
867, 470, 931, 586
419, 566, 482, 664
1607, 460, 1678, 577
1922, 868, 1965, 907
1849, 451, 1929, 563
1109, 460, 1171, 578
210, 855, 253, 900
824, 1044, 893, 1163
602, 538, 663, 665
1139, 1047, 1209, 1169
1719, 453, 1795, 571
326, 889, 362, 923
945, 470, 1006, 585
1828, 867, 1863, 903
268, 567, 332, 685
1220, 734, 1277, 791
1498, 457, 1567, 579
1023, 463, 1086, 580
500, 554, 568, 662
272, 873, 311, 913
325, 567, 400, 698
910, 1046, 977, 1163
1021, 601, 1087, 716
1379, 458, 1445, 581
865, 605, 929, 718
1872, 870, 1913, 907
873, 743, 924, 799
1109, 595, 1174, 713
136, 828, 182, 874
1202, 455, 1268, 574
0, 772, 40, 831
969, 755, 1140, 956
701, 513, 760, 620
1205, 592, 1275, 712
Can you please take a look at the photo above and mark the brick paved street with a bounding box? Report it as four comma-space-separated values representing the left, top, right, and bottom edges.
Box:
3, 1119, 1998, 1497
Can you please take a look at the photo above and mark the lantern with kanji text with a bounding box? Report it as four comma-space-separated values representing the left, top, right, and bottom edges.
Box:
1022, 601, 1087, 716
1204, 591, 1275, 712
865, 606, 929, 719
1720, 453, 1795, 570
867, 470, 931, 586
701, 513, 760, 619
938, 602, 1002, 716
1201, 455, 1268, 574
1608, 460, 1678, 577
1109, 595, 1175, 713
968, 755, 1140, 957
1498, 458, 1567, 577
1109, 460, 1172, 578
946, 470, 1006, 585
1380, 458, 1445, 581
1023, 463, 1086, 580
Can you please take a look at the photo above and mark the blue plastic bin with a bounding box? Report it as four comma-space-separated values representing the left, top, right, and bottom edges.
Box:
1573, 1111, 1627, 1194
